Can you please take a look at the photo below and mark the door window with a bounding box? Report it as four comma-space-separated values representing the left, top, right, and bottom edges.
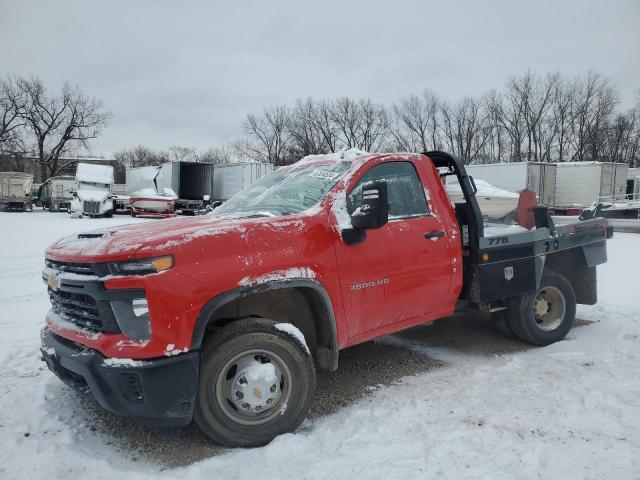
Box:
347, 161, 429, 219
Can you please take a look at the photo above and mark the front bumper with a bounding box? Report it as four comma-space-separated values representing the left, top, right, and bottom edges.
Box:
40, 327, 199, 427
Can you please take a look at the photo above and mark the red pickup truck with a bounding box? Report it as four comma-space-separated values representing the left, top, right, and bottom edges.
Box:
40, 151, 611, 447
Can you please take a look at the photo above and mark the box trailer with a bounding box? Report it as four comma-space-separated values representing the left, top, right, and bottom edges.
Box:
627, 168, 640, 200
212, 162, 275, 201
38, 175, 75, 211
462, 162, 557, 207
554, 162, 629, 212
126, 162, 214, 214
0, 172, 34, 211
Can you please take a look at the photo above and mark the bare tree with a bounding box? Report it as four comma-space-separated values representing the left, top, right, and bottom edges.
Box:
310, 99, 340, 152
0, 76, 27, 155
288, 98, 328, 157
391, 90, 441, 152
18, 76, 111, 180
329, 97, 390, 151
569, 71, 618, 161
198, 145, 234, 164
330, 97, 362, 149
358, 98, 390, 151
114, 145, 169, 168
168, 145, 197, 162
243, 105, 292, 165
441, 96, 491, 164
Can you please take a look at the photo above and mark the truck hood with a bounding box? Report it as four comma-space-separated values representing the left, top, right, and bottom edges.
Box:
46, 213, 289, 262
76, 189, 110, 202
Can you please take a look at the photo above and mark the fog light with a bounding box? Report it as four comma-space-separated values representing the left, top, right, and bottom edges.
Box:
111, 297, 151, 341
132, 298, 149, 317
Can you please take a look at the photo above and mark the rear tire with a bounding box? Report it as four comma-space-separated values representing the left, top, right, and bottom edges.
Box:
194, 318, 316, 447
505, 270, 576, 346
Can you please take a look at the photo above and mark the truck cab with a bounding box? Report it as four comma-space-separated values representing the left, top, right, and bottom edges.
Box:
70, 163, 115, 217
40, 151, 610, 447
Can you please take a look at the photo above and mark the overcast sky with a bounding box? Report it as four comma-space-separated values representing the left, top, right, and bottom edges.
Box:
2, 0, 639, 156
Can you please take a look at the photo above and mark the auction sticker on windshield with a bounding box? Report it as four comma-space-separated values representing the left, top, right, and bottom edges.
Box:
308, 169, 340, 180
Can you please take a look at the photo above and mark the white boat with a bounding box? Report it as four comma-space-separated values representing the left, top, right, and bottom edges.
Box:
129, 188, 177, 217
446, 179, 520, 220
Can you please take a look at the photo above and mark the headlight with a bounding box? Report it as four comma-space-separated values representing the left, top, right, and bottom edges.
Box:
109, 255, 174, 276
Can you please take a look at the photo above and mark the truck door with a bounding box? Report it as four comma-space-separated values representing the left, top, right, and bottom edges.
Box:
333, 160, 453, 339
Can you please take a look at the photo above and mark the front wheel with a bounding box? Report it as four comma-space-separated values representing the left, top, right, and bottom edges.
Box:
503, 270, 576, 346
194, 318, 316, 447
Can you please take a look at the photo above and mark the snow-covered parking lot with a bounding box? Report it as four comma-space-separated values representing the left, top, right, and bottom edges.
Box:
0, 211, 638, 479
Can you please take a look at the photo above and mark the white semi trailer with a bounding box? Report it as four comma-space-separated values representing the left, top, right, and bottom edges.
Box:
0, 172, 34, 211
463, 162, 557, 207
38, 175, 75, 211
554, 162, 628, 213
212, 162, 274, 201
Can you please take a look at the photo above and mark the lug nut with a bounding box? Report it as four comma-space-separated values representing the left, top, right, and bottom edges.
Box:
235, 391, 244, 399
270, 384, 276, 393
241, 403, 250, 409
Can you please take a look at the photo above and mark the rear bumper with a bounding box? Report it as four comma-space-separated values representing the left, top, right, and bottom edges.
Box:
40, 327, 199, 427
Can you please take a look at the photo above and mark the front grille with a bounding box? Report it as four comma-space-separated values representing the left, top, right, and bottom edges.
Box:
83, 200, 100, 214
45, 259, 109, 277
50, 289, 103, 330
44, 260, 120, 334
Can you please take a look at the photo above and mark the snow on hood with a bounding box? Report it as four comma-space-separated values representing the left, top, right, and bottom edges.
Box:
77, 188, 110, 202
46, 212, 306, 260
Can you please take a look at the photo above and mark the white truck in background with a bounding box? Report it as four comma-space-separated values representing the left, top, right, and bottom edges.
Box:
0, 171, 34, 211
462, 162, 557, 207
212, 162, 274, 201
37, 175, 75, 211
554, 162, 628, 213
70, 163, 115, 217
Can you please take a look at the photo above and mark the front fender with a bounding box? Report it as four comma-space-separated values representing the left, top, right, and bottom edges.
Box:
191, 278, 339, 371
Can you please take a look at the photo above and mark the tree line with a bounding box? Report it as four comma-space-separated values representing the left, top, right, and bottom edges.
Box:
238, 71, 640, 167
2, 70, 639, 183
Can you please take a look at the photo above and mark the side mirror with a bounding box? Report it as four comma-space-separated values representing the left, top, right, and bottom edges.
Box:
211, 200, 223, 209
350, 181, 389, 230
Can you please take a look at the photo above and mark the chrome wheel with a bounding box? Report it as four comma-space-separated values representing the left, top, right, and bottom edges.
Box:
215, 349, 292, 426
532, 286, 566, 331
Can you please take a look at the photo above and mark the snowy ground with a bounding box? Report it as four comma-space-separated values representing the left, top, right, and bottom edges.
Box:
0, 211, 638, 479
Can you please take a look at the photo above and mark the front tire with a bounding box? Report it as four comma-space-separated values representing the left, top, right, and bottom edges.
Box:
194, 318, 316, 447
505, 270, 576, 346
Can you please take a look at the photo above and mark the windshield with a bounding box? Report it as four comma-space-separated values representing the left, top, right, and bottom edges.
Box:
216, 162, 351, 216
78, 181, 110, 191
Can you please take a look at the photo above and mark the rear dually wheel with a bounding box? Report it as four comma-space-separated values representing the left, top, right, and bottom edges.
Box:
502, 270, 576, 346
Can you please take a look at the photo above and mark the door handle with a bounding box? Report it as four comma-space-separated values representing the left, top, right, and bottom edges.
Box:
424, 230, 445, 239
